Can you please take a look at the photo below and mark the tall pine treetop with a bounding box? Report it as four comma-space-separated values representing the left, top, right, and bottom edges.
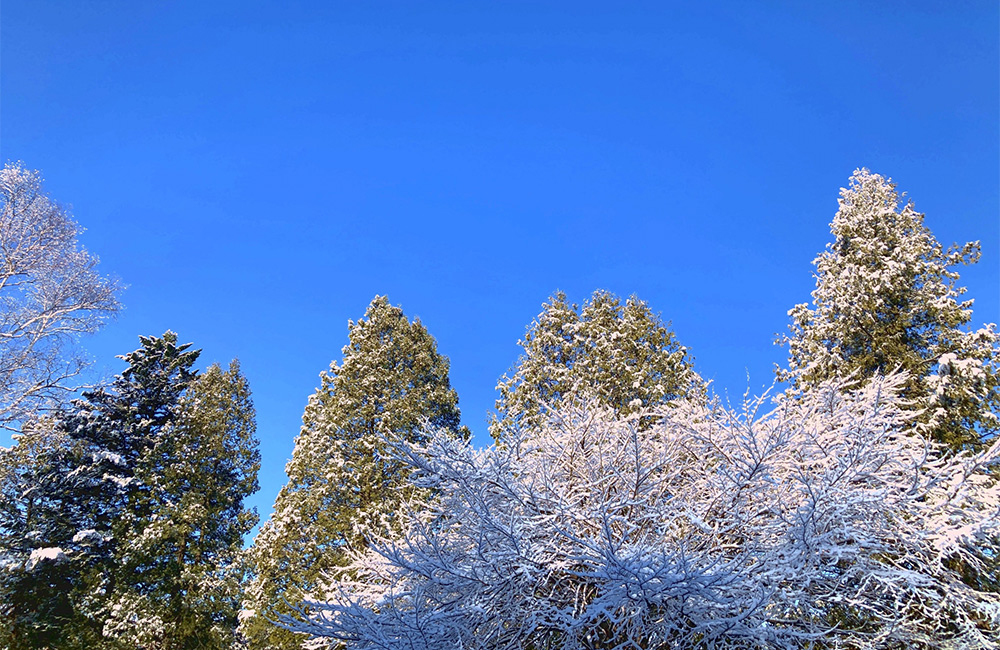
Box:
493, 289, 704, 439
325, 295, 467, 440
2, 333, 260, 649
781, 169, 999, 449
64, 331, 201, 517
242, 295, 467, 650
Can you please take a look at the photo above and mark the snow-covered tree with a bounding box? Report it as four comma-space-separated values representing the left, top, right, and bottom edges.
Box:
99, 359, 260, 650
0, 333, 260, 650
0, 418, 107, 649
0, 162, 121, 430
781, 169, 1000, 450
242, 296, 469, 650
0, 332, 199, 649
63, 332, 201, 586
493, 290, 703, 440
279, 373, 1000, 650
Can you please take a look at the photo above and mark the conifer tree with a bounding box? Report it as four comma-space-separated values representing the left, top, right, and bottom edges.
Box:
0, 333, 260, 649
492, 289, 703, 440
0, 418, 104, 649
781, 169, 1000, 450
0, 332, 200, 649
100, 359, 260, 650
243, 296, 468, 650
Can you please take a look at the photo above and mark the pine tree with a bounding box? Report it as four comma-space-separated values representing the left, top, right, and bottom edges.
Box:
101, 359, 260, 650
492, 289, 703, 440
0, 333, 261, 649
0, 418, 106, 649
243, 296, 468, 650
0, 333, 201, 649
781, 169, 1000, 450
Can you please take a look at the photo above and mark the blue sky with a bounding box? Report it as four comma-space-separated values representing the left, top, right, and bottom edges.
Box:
2, 1, 998, 529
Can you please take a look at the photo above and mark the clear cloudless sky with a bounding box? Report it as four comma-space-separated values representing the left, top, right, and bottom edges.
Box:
2, 1, 998, 534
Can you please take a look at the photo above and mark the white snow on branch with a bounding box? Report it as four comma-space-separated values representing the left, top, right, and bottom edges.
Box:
26, 547, 67, 571
278, 372, 1000, 649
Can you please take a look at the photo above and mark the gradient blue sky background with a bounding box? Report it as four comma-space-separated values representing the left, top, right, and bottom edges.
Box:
2, 1, 998, 531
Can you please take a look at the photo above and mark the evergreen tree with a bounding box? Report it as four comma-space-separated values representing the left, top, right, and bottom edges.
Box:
0, 333, 260, 649
492, 289, 703, 440
780, 169, 1000, 450
101, 359, 260, 650
0, 418, 106, 649
0, 333, 200, 649
242, 295, 468, 650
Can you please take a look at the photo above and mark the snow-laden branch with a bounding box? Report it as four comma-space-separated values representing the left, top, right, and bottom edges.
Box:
0, 162, 121, 429
279, 373, 1000, 649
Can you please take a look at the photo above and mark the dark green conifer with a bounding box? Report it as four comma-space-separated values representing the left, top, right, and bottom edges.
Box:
1, 333, 260, 650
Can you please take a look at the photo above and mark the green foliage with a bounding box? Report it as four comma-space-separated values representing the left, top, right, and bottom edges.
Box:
492, 289, 704, 440
781, 169, 1000, 450
243, 296, 468, 650
0, 333, 260, 650
101, 358, 260, 650
0, 419, 107, 649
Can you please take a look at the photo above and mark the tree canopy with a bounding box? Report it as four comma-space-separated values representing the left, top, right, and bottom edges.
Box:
242, 296, 468, 650
281, 374, 1000, 649
781, 168, 999, 449
493, 289, 704, 440
0, 333, 259, 650
0, 162, 121, 430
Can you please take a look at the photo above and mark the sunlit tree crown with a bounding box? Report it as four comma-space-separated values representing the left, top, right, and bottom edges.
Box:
782, 169, 999, 449
243, 296, 467, 650
493, 289, 703, 440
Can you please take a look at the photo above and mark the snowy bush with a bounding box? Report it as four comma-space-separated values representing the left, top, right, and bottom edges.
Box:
279, 373, 1000, 649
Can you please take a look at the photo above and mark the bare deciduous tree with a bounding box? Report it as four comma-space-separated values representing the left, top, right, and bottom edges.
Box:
280, 373, 1000, 649
0, 162, 121, 430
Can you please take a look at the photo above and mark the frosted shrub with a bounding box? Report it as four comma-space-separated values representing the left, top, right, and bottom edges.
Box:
281, 373, 999, 649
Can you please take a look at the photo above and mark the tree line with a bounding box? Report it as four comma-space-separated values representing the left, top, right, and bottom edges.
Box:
1, 162, 997, 648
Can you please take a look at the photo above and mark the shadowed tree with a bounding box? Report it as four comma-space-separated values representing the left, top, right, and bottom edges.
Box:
1, 334, 259, 650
